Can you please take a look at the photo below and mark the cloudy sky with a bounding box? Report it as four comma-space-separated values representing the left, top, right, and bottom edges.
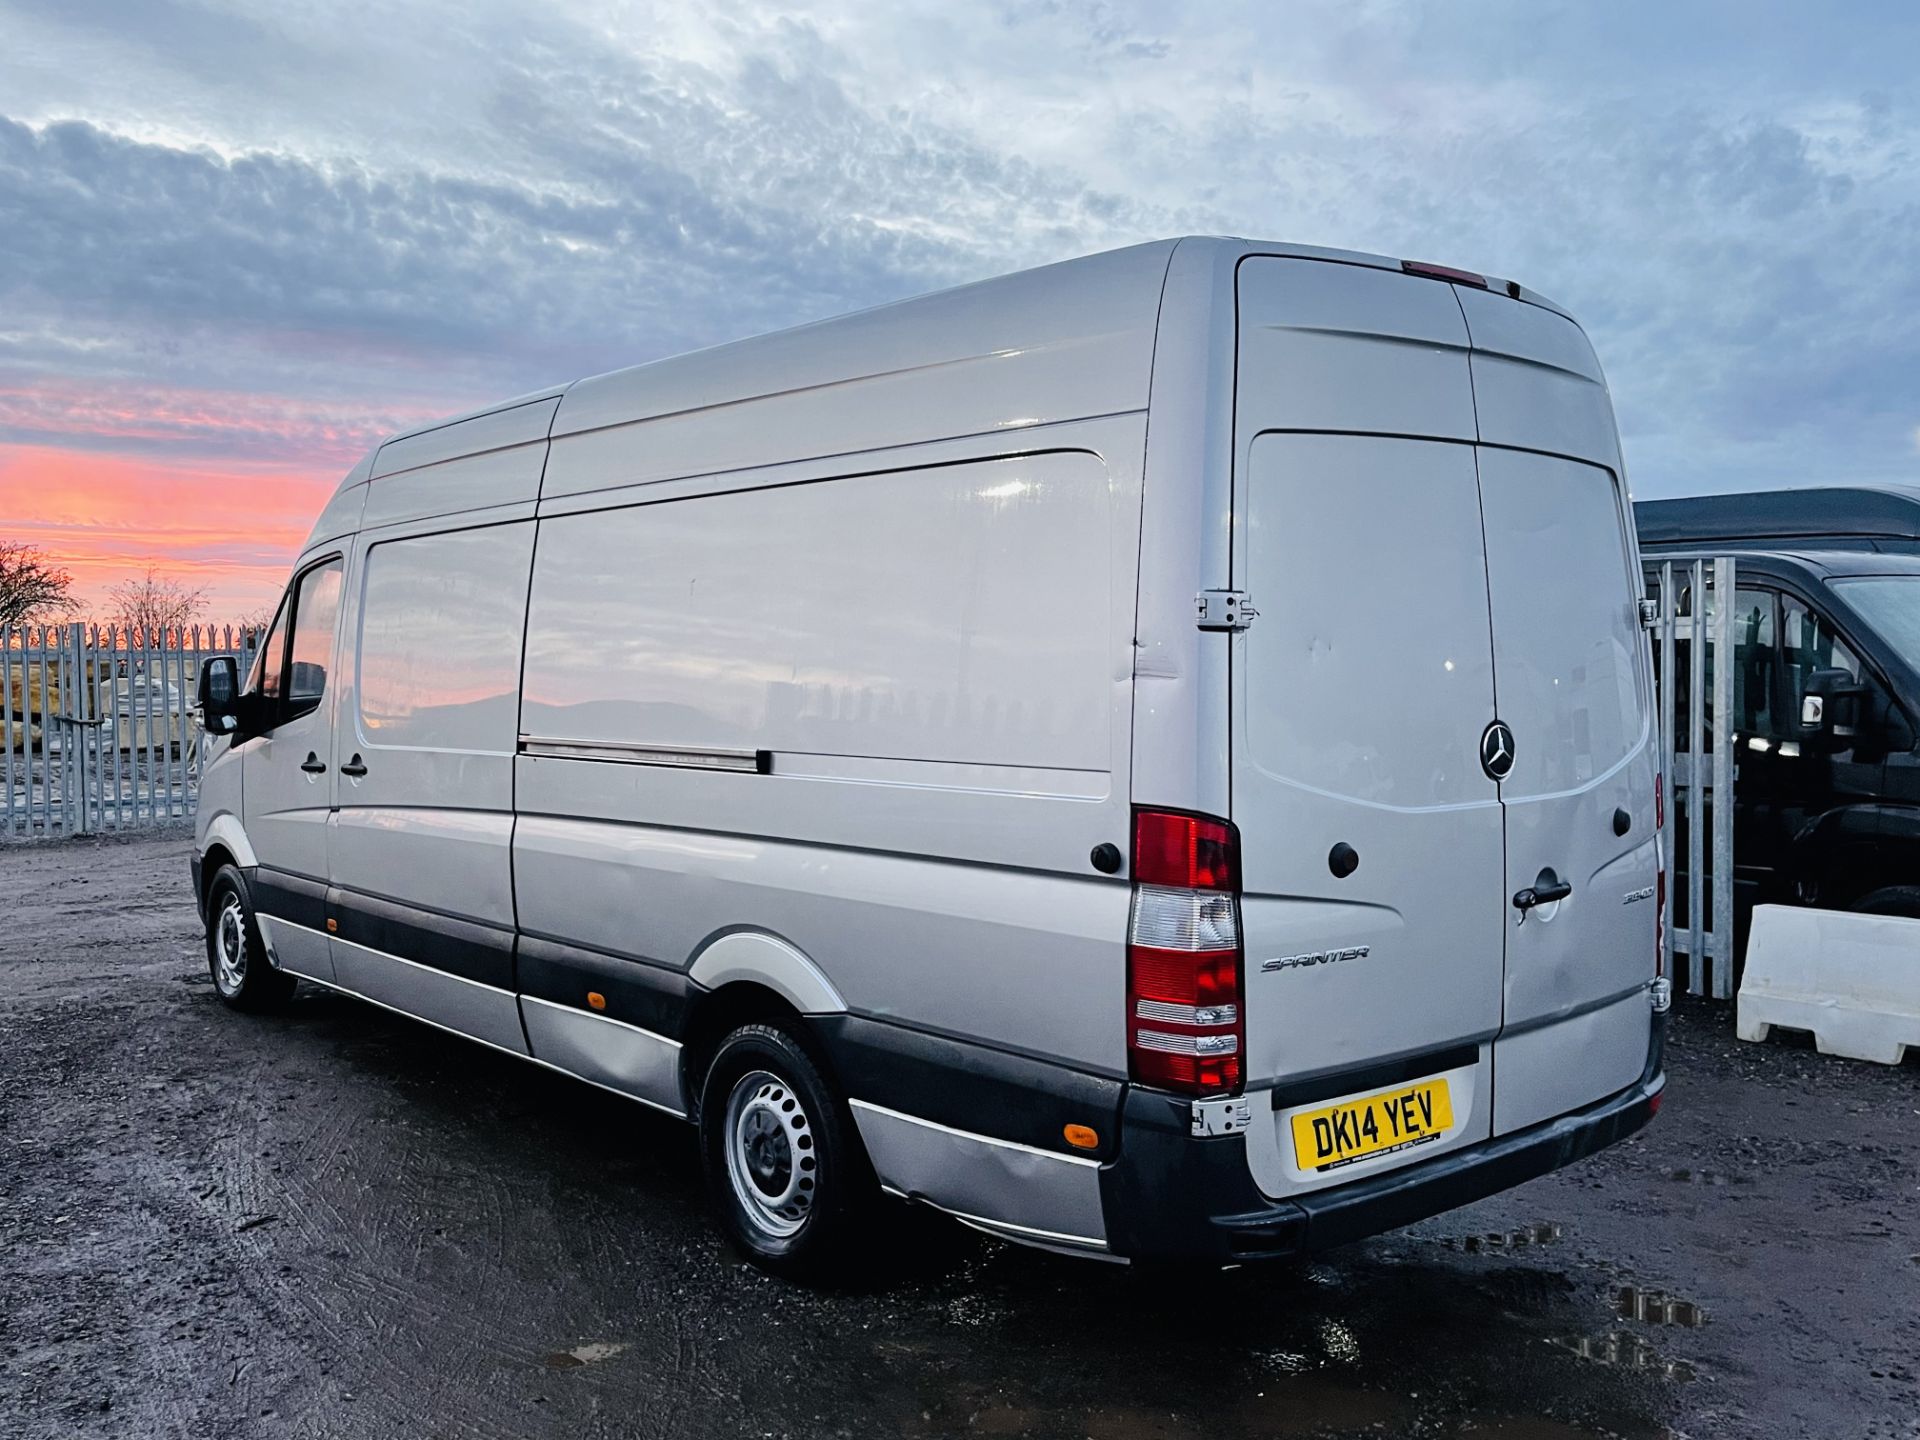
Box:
4, 0, 1919, 616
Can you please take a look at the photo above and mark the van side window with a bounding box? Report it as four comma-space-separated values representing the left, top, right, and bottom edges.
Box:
1783, 595, 1859, 699
253, 597, 289, 704
1730, 587, 1777, 737
287, 562, 344, 712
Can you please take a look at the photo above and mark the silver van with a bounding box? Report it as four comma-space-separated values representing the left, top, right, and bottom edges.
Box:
192, 237, 1668, 1278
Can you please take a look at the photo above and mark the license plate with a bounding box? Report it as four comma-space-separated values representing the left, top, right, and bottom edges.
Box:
1290, 1077, 1455, 1173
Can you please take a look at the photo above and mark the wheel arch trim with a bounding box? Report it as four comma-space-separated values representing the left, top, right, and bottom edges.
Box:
687, 930, 846, 1015
200, 812, 258, 872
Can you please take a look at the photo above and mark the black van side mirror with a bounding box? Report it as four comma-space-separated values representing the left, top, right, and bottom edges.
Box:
197, 656, 244, 737
1800, 667, 1866, 751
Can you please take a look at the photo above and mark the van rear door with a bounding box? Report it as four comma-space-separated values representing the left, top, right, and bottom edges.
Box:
1460, 294, 1658, 1136
1227, 258, 1657, 1196
1228, 260, 1506, 1198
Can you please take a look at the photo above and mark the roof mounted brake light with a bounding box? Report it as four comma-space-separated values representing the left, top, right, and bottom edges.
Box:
1401, 259, 1489, 289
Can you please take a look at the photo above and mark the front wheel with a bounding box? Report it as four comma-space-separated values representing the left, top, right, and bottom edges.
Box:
205, 865, 297, 1013
698, 1022, 875, 1282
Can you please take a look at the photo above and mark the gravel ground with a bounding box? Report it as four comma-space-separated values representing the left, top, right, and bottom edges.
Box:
2, 829, 1916, 1439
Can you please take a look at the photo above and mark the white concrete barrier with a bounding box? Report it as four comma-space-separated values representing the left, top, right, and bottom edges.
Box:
1738, 904, 1920, 1064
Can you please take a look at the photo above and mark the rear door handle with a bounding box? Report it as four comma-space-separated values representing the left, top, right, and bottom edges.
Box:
1512, 878, 1573, 914
339, 754, 369, 778
299, 753, 327, 775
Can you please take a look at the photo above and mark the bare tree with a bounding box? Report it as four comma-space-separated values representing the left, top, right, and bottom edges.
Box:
108, 567, 209, 637
0, 542, 78, 628
232, 606, 275, 645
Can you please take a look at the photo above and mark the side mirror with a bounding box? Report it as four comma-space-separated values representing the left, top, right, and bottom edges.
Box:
1800, 667, 1866, 751
197, 656, 242, 736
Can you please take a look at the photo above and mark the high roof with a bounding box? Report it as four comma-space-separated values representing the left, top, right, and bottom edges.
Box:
334, 234, 1570, 499
1661, 547, 1920, 580
1636, 485, 1920, 548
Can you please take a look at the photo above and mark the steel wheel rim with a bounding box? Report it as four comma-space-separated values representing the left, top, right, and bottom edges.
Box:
723, 1069, 817, 1239
214, 896, 248, 995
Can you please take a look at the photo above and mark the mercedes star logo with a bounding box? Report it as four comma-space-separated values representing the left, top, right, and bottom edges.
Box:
1480, 720, 1516, 781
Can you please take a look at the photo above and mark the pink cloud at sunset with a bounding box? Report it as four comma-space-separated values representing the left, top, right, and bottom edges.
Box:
1, 443, 342, 619
0, 374, 453, 621
0, 377, 423, 472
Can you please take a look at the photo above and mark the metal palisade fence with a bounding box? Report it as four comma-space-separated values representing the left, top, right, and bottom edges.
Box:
1649, 558, 1737, 1000
3, 622, 259, 839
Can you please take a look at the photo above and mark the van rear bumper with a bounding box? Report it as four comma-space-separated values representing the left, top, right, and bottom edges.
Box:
1102, 1016, 1665, 1264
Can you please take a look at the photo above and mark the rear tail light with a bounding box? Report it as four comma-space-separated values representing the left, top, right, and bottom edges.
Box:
1127, 809, 1244, 1096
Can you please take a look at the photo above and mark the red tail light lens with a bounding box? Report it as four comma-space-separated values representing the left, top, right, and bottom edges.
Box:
1133, 809, 1238, 891
1127, 809, 1244, 1097
1655, 772, 1665, 831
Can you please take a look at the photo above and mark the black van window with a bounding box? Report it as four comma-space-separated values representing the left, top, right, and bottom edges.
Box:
1730, 588, 1777, 736
1783, 595, 1859, 705
1832, 577, 1920, 676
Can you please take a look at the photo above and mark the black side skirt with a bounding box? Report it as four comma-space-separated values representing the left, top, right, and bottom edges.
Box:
324, 886, 515, 991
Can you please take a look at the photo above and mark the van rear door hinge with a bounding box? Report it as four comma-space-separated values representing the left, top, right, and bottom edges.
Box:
1638, 597, 1660, 629
1191, 1094, 1252, 1137
1196, 590, 1257, 632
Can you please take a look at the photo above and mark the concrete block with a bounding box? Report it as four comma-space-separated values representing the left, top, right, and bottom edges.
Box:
1737, 904, 1920, 1064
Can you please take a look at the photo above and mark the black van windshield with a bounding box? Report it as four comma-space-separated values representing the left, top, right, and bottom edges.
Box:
1832, 577, 1920, 675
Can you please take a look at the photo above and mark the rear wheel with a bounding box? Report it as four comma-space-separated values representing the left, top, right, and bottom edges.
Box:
1849, 886, 1920, 920
205, 865, 297, 1013
698, 1022, 874, 1281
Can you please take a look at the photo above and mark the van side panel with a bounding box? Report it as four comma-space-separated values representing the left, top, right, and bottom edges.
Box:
512, 438, 1141, 1081
521, 454, 1113, 770
513, 427, 1148, 1247
513, 813, 1128, 1070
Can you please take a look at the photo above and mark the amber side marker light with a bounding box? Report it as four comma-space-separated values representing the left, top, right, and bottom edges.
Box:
1063, 1124, 1100, 1151
586, 991, 608, 1011
325, 917, 338, 934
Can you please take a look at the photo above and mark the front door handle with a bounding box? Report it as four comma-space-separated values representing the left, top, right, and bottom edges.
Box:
339, 754, 369, 778
299, 753, 327, 775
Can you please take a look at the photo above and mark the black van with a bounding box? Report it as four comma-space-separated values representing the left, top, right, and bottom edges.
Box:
1637, 486, 1920, 933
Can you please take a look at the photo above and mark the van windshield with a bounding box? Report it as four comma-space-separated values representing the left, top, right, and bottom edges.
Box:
1832, 577, 1920, 674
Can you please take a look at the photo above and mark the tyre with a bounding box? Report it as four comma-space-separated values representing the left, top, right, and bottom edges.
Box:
1849, 885, 1920, 920
698, 1022, 875, 1281
204, 864, 297, 1013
